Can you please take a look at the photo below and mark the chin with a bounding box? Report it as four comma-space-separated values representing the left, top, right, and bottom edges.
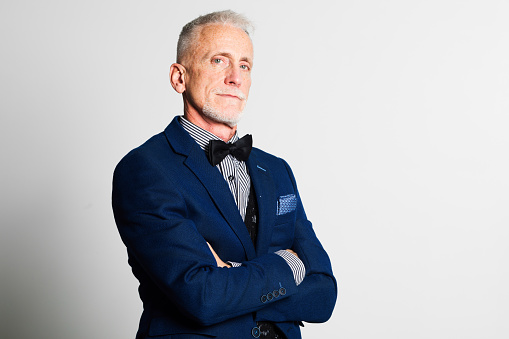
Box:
202, 103, 245, 127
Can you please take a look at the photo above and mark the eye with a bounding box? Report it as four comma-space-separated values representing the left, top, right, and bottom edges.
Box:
212, 57, 229, 66
240, 64, 249, 70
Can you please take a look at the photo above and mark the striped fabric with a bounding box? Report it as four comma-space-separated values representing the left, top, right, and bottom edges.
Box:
275, 250, 305, 285
179, 116, 251, 221
179, 116, 305, 285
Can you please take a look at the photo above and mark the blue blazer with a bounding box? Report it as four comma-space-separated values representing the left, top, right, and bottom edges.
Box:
112, 117, 337, 338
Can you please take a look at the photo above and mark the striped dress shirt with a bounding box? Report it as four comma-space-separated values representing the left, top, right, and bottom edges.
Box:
179, 116, 305, 285
179, 116, 250, 220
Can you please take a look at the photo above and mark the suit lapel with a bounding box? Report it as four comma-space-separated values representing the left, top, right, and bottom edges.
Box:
247, 152, 277, 257
164, 118, 256, 260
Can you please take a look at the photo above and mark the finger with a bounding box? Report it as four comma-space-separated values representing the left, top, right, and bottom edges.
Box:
285, 249, 299, 258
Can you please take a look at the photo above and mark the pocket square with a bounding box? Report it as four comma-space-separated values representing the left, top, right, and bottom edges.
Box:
277, 194, 297, 215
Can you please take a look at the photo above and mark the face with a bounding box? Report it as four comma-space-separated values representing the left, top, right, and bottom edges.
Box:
181, 24, 253, 127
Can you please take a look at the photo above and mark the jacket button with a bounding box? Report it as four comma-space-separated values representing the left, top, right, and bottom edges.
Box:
279, 287, 286, 295
267, 292, 274, 301
252, 326, 260, 338
261, 295, 267, 303
273, 289, 280, 298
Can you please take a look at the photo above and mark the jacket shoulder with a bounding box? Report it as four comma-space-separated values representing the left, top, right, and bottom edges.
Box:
114, 132, 169, 171
115, 117, 186, 168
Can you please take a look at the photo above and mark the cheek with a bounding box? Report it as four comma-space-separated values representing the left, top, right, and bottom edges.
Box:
243, 79, 252, 95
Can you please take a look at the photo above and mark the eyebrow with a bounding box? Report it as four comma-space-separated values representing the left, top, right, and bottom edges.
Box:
208, 52, 253, 65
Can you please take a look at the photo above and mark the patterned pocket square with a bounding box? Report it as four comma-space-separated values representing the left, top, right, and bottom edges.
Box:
277, 194, 297, 215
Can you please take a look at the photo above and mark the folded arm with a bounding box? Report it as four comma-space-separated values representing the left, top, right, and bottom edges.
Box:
112, 152, 299, 326
209, 216, 337, 324
217, 245, 306, 286
255, 159, 337, 323
255, 218, 337, 323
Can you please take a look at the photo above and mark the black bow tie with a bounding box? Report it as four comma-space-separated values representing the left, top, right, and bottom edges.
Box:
207, 134, 253, 166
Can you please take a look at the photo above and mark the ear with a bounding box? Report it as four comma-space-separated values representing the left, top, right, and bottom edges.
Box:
169, 63, 186, 93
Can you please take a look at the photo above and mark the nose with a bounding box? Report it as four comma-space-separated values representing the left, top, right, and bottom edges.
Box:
225, 66, 241, 87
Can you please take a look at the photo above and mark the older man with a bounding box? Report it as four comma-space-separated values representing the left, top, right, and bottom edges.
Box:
112, 10, 336, 339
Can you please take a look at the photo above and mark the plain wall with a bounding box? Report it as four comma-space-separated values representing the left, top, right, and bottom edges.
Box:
1, 0, 508, 338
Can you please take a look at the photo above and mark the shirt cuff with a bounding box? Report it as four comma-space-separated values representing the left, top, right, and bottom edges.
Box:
226, 261, 242, 268
275, 250, 306, 286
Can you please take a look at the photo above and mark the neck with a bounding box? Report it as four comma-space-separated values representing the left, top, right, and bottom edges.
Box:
183, 109, 237, 142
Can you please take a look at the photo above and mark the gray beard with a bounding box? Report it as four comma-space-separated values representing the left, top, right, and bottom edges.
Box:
202, 101, 244, 128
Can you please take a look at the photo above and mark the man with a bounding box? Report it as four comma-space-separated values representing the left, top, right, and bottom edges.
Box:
112, 10, 336, 339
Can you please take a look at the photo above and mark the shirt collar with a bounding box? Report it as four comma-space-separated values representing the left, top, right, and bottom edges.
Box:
178, 116, 239, 152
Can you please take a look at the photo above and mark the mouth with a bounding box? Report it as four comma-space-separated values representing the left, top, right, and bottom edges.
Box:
213, 89, 246, 101
217, 93, 242, 100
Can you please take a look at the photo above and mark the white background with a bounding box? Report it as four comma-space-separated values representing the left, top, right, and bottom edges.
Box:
1, 1, 508, 338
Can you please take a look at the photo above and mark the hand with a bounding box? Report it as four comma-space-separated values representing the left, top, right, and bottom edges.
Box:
285, 249, 299, 259
207, 242, 231, 268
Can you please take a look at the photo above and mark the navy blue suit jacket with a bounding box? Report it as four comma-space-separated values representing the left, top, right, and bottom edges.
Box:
112, 117, 337, 338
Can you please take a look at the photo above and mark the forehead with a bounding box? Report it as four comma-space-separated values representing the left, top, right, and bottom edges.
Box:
190, 23, 253, 61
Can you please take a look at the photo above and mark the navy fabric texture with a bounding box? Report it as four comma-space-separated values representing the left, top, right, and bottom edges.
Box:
112, 117, 337, 338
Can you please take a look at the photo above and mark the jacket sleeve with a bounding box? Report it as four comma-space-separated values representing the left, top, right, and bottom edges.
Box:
255, 159, 337, 323
112, 150, 298, 327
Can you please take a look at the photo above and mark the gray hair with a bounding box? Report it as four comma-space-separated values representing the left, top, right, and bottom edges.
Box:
176, 10, 254, 63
